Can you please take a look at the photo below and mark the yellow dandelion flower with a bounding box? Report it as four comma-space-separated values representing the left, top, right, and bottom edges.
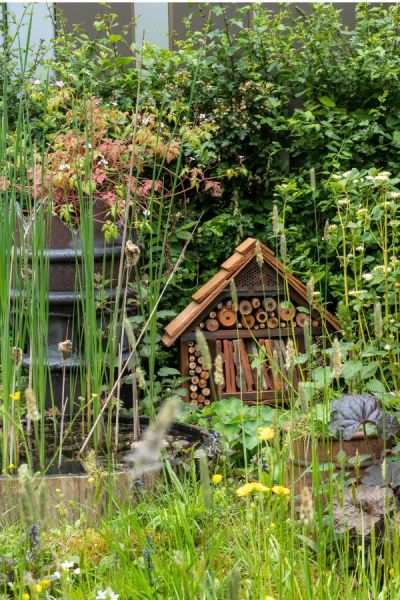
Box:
22, 594, 30, 600
389, 568, 395, 577
88, 477, 95, 486
357, 545, 363, 552
10, 391, 20, 401
270, 522, 276, 529
34, 583, 43, 593
236, 482, 255, 497
271, 485, 290, 497
258, 427, 275, 441
265, 596, 275, 600
212, 474, 223, 484
252, 482, 270, 493
40, 579, 51, 589
8, 463, 15, 471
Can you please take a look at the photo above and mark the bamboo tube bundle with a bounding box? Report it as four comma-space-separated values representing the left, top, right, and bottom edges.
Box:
251, 297, 261, 309
267, 316, 279, 329
205, 318, 219, 331
239, 299, 253, 315
242, 314, 255, 328
264, 297, 277, 312
186, 342, 212, 407
255, 309, 268, 324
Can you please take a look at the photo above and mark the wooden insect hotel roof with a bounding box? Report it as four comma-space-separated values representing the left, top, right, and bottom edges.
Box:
163, 238, 341, 406
162, 238, 340, 346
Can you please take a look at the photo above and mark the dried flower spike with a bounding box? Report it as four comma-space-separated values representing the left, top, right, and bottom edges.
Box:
374, 301, 383, 341
11, 347, 23, 369
195, 330, 212, 372
306, 277, 314, 305
285, 339, 296, 370
255, 240, 263, 268
25, 388, 40, 422
272, 204, 279, 236
229, 279, 239, 313
331, 337, 342, 381
125, 240, 141, 267
280, 233, 287, 261
214, 353, 224, 387
58, 339, 72, 360
299, 486, 314, 526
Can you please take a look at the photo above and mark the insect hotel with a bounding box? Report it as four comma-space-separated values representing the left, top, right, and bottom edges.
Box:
162, 238, 340, 406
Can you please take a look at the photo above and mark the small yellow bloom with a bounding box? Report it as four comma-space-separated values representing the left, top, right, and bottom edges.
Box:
252, 482, 270, 493
265, 596, 275, 600
55, 488, 61, 494
212, 473, 223, 484
258, 427, 275, 441
389, 568, 395, 577
22, 594, 30, 600
236, 481, 270, 497
10, 391, 20, 401
357, 545, 363, 552
8, 463, 15, 471
40, 579, 51, 589
271, 485, 290, 497
236, 482, 255, 497
34, 583, 43, 593
88, 477, 95, 486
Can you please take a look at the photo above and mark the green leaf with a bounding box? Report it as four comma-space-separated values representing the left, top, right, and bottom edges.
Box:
158, 367, 181, 377
318, 96, 336, 108
109, 34, 122, 43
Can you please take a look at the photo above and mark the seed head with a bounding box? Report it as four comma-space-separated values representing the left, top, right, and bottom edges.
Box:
331, 337, 342, 381
323, 219, 330, 241
285, 339, 296, 370
306, 277, 314, 305
58, 339, 72, 360
280, 233, 287, 261
310, 167, 316, 192
255, 240, 263, 268
125, 240, 140, 267
229, 279, 239, 313
12, 347, 23, 369
25, 388, 40, 422
272, 204, 279, 236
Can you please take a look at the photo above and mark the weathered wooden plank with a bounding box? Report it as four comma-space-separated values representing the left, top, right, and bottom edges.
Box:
223, 340, 235, 394
232, 339, 247, 392
239, 338, 254, 391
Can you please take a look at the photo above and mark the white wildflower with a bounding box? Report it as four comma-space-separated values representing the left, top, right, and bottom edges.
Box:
96, 589, 119, 600
348, 290, 367, 297
59, 163, 70, 172
385, 344, 392, 351
74, 567, 81, 575
389, 191, 400, 199
60, 561, 75, 570
338, 198, 350, 206
54, 80, 64, 88
362, 273, 374, 282
33, 79, 41, 85
355, 245, 364, 252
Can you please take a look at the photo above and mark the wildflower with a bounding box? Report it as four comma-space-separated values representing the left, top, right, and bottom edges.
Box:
356, 208, 368, 217
236, 481, 269, 497
357, 545, 363, 552
213, 353, 224, 387
337, 198, 349, 206
34, 583, 43, 593
389, 192, 400, 199
58, 163, 70, 171
22, 594, 30, 600
60, 561, 75, 570
299, 486, 314, 525
33, 79, 41, 85
74, 567, 81, 575
58, 339, 72, 360
265, 596, 275, 600
98, 158, 109, 167
258, 427, 275, 441
212, 473, 222, 484
199, 113, 206, 122
10, 391, 20, 401
40, 579, 51, 589
88, 477, 95, 486
362, 273, 374, 282
384, 344, 391, 351
390, 568, 395, 577
374, 265, 391, 274
355, 245, 364, 252
54, 80, 64, 88
374, 302, 383, 341
390, 220, 400, 228
270, 522, 276, 529
331, 337, 342, 381
271, 485, 290, 496
125, 240, 141, 267
8, 463, 15, 471
348, 290, 367, 297
96, 590, 119, 600
53, 571, 61, 579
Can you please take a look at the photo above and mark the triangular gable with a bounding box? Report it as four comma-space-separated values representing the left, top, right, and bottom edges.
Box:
162, 238, 341, 346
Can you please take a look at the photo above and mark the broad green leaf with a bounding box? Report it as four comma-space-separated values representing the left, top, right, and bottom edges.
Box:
318, 96, 336, 108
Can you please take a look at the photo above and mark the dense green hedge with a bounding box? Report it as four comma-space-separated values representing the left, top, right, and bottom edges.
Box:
5, 3, 400, 311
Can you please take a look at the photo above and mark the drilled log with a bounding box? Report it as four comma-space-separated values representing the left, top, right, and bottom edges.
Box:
200, 371, 210, 380
202, 387, 211, 397
242, 314, 255, 328
296, 313, 310, 327
267, 317, 279, 328
204, 398, 211, 406
218, 309, 236, 328
189, 361, 196, 370
198, 356, 204, 365
189, 369, 196, 376
255, 309, 268, 324
198, 379, 207, 388
312, 320, 319, 327
225, 300, 232, 309
191, 376, 199, 385
190, 391, 198, 400
260, 323, 266, 329
251, 297, 261, 309
199, 322, 205, 329
197, 394, 205, 403
205, 318, 219, 332
195, 366, 202, 374
190, 384, 198, 392
188, 347, 196, 354
264, 297, 277, 312
209, 311, 217, 319
279, 304, 295, 321
188, 341, 194, 347
239, 299, 253, 315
